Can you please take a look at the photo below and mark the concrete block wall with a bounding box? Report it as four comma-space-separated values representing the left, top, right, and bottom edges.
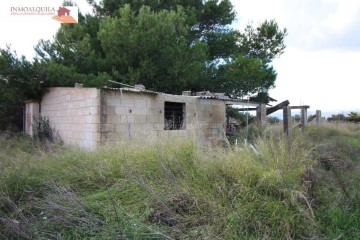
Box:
100, 89, 161, 143
40, 87, 101, 149
100, 89, 226, 145
186, 98, 226, 144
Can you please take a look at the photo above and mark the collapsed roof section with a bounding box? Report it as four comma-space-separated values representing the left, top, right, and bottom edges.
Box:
102, 84, 262, 108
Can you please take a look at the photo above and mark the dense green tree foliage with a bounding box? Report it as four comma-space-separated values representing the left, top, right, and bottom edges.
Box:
1, 0, 287, 104
328, 112, 360, 123
0, 48, 39, 105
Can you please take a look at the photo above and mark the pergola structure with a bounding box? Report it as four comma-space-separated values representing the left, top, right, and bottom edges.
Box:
232, 100, 322, 135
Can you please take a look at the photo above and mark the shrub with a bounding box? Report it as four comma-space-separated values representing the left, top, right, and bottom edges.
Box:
33, 116, 62, 144
1, 125, 359, 239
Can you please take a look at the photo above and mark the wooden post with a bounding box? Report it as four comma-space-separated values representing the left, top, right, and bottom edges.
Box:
283, 106, 292, 135
316, 110, 321, 125
301, 107, 308, 130
256, 104, 267, 124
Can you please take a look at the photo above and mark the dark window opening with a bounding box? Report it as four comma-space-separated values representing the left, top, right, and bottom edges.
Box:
164, 102, 185, 130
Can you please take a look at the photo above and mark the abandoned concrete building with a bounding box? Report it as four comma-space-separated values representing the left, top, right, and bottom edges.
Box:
25, 85, 262, 149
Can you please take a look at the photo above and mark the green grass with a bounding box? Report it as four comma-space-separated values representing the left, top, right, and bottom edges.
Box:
0, 124, 359, 239
304, 124, 360, 239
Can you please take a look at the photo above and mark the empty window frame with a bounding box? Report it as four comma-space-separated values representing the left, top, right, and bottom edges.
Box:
164, 102, 185, 130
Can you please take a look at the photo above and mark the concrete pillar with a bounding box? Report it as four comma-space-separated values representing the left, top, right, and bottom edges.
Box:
283, 106, 292, 135
25, 100, 40, 136
256, 104, 267, 124
316, 110, 321, 125
301, 107, 308, 130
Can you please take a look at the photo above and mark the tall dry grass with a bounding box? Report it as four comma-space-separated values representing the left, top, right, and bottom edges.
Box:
1, 124, 359, 239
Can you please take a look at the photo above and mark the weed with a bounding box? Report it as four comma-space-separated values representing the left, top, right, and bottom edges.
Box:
0, 125, 359, 239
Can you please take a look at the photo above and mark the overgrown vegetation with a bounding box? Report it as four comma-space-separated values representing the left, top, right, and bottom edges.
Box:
1, 124, 359, 239
0, 0, 287, 105
33, 116, 62, 144
328, 112, 360, 123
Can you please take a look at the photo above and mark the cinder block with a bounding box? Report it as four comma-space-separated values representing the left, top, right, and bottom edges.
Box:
102, 123, 115, 132
92, 98, 99, 106
198, 110, 210, 117
89, 89, 99, 98
196, 116, 207, 122
120, 115, 134, 123
212, 111, 226, 122
147, 115, 161, 123
71, 124, 78, 132
65, 109, 72, 116
77, 131, 87, 140
69, 109, 77, 116
134, 99, 147, 108
58, 89, 68, 96
71, 131, 80, 139
106, 115, 120, 124
64, 94, 71, 102
102, 106, 115, 115
85, 115, 93, 124
115, 123, 130, 133
86, 98, 93, 107
78, 100, 86, 108
102, 132, 123, 142
64, 124, 72, 131
85, 131, 94, 141
134, 115, 146, 123
91, 132, 101, 142
64, 116, 72, 124
205, 117, 213, 122
186, 123, 196, 130
115, 106, 126, 115
89, 106, 100, 115
199, 100, 212, 106
57, 109, 68, 117
77, 124, 88, 132
78, 117, 86, 124
106, 97, 118, 107
58, 116, 65, 124
128, 107, 142, 115
153, 123, 163, 130
118, 98, 135, 107
77, 108, 89, 116
60, 103, 67, 110
76, 92, 87, 101
68, 102, 76, 109
143, 108, 162, 115
91, 115, 101, 124
141, 123, 154, 130
71, 116, 79, 124
89, 124, 100, 133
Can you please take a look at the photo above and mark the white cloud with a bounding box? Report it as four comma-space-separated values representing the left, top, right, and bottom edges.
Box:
233, 0, 360, 51
233, 0, 283, 30
323, 0, 360, 32
270, 48, 360, 111
232, 0, 360, 112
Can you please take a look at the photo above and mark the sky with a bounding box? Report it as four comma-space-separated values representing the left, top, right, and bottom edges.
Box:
1, 0, 359, 114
